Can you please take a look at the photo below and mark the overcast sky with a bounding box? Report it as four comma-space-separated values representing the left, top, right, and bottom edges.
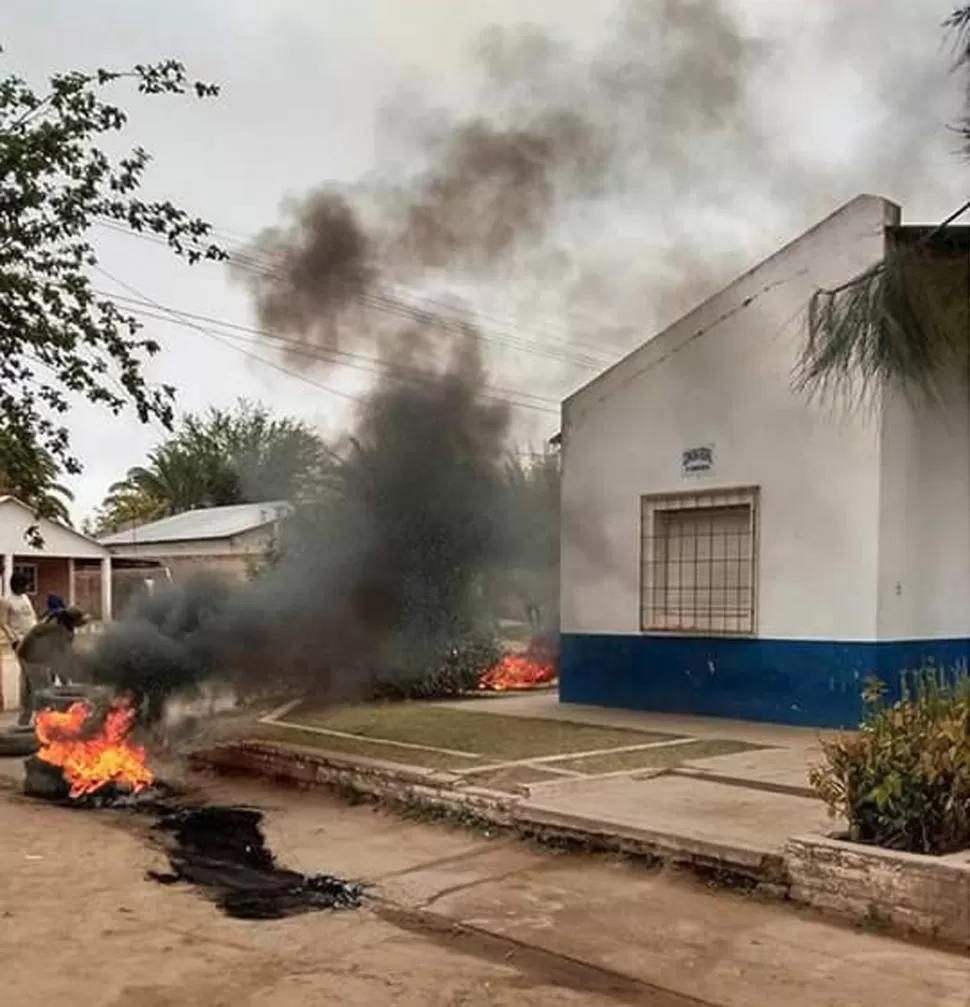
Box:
4, 0, 967, 524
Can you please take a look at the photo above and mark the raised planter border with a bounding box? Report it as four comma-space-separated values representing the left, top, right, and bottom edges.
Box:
785, 833, 970, 951
192, 740, 519, 824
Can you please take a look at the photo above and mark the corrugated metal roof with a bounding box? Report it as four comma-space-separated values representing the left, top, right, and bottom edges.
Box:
99, 501, 291, 547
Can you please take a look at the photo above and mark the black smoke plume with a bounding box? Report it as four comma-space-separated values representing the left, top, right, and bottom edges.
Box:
87, 321, 515, 714
86, 0, 967, 719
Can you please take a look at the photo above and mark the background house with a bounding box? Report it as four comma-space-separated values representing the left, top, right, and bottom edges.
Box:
99, 501, 290, 583
0, 496, 113, 616
558, 194, 969, 729
0, 496, 113, 712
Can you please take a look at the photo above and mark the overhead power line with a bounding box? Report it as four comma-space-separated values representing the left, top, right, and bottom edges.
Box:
93, 269, 561, 416
93, 217, 618, 370
103, 293, 562, 409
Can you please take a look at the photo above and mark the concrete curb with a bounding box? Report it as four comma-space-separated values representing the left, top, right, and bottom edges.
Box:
786, 833, 970, 952
191, 740, 788, 889
522, 803, 787, 883
191, 740, 519, 825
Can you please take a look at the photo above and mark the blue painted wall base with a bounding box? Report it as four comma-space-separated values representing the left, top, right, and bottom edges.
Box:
559, 634, 970, 729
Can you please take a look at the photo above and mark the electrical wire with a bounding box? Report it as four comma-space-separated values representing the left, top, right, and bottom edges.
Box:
102, 293, 562, 409
93, 217, 618, 369
93, 268, 560, 415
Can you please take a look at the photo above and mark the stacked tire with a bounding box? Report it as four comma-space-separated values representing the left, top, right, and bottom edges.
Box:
0, 683, 108, 757
0, 725, 38, 757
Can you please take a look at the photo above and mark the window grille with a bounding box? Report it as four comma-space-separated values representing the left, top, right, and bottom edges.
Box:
640, 488, 758, 635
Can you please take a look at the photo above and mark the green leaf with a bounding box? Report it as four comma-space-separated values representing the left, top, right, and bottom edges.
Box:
1, 51, 224, 524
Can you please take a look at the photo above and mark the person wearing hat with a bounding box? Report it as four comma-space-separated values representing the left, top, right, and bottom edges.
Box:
15, 604, 90, 722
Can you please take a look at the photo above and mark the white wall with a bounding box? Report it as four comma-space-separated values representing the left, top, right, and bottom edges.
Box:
878, 373, 970, 640
561, 195, 899, 642
0, 499, 107, 560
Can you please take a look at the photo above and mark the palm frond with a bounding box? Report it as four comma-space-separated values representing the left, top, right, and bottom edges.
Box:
796, 237, 970, 409
945, 5, 970, 46
947, 6, 970, 152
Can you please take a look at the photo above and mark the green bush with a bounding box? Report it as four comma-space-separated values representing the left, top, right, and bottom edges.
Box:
810, 664, 970, 855
372, 630, 505, 701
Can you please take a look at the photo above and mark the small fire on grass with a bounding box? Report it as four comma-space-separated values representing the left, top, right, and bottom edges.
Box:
478, 638, 558, 692
34, 697, 153, 799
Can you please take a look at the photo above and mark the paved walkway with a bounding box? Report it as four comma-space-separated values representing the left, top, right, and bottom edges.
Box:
438, 693, 839, 864
4, 693, 842, 874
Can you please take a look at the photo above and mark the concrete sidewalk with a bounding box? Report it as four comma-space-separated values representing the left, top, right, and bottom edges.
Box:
433, 694, 839, 872
522, 774, 832, 875
6, 690, 839, 885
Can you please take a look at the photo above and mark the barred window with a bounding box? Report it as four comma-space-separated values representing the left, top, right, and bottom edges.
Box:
640, 488, 758, 635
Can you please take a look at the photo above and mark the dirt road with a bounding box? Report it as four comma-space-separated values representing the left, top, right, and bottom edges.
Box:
0, 769, 965, 1007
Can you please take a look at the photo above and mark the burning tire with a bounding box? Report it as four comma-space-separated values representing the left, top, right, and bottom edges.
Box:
0, 726, 38, 758
34, 684, 109, 713
23, 755, 71, 800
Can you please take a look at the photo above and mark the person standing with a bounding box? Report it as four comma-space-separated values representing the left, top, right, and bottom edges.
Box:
0, 571, 39, 724
18, 604, 89, 688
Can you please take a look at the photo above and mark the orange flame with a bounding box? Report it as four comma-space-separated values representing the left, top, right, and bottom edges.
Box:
478, 643, 558, 692
34, 697, 153, 798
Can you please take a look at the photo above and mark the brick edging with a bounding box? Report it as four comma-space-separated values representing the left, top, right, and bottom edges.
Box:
785, 833, 970, 952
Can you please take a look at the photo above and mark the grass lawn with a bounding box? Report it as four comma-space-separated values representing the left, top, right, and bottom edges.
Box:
285, 702, 685, 761
250, 723, 486, 771
246, 710, 775, 793
548, 738, 767, 775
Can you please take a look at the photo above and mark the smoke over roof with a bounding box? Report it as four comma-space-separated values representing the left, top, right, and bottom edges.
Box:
89, 0, 968, 714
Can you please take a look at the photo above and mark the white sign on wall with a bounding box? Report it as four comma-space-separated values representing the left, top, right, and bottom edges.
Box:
681, 444, 715, 477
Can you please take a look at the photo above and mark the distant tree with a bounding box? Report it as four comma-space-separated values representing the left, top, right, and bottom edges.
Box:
177, 400, 329, 503
0, 50, 225, 519
496, 448, 560, 631
94, 401, 327, 534
102, 443, 223, 527
798, 11, 970, 404
0, 431, 74, 525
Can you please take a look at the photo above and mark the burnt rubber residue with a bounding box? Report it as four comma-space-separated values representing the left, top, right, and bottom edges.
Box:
147, 805, 365, 920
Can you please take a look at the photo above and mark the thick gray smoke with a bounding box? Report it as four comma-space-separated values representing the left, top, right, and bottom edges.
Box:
87, 0, 967, 720
87, 322, 514, 715
236, 0, 965, 381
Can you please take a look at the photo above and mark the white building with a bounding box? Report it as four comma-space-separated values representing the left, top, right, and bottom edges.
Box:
559, 195, 969, 728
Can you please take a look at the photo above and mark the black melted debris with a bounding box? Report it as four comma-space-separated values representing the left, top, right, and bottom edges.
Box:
23, 758, 364, 920
147, 805, 366, 920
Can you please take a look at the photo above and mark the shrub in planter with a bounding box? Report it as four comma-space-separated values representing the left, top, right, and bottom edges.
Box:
372, 629, 505, 701
810, 664, 970, 855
